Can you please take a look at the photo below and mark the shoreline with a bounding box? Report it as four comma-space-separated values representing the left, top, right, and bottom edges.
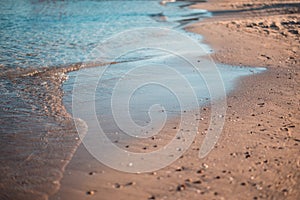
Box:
51, 1, 299, 200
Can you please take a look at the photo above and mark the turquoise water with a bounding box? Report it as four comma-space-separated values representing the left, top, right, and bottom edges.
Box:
0, 0, 209, 68
0, 0, 265, 199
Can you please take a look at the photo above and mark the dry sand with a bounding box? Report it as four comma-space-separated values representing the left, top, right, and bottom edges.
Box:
51, 1, 300, 200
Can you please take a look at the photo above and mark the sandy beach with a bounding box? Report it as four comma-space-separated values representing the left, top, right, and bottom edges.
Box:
47, 0, 300, 200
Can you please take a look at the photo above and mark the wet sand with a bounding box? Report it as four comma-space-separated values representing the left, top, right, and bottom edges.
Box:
51, 0, 300, 200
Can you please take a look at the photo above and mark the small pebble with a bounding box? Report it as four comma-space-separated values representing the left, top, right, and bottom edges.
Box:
176, 184, 185, 191
148, 195, 156, 200
124, 182, 135, 186
175, 166, 185, 171
113, 183, 122, 189
185, 178, 192, 182
86, 190, 96, 195
202, 163, 209, 169
282, 188, 288, 194
88, 171, 96, 175
244, 152, 251, 159
193, 180, 202, 184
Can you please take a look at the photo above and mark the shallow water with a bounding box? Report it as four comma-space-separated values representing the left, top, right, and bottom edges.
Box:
0, 0, 265, 199
63, 53, 265, 172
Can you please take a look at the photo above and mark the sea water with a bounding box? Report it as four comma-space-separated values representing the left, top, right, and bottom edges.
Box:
0, 0, 265, 199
